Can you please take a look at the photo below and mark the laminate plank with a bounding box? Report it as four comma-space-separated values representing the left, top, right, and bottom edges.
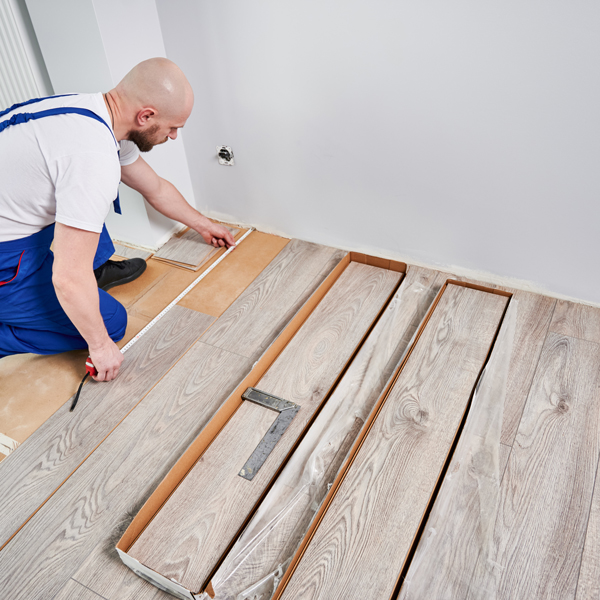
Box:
209, 266, 447, 599
278, 285, 507, 600
128, 262, 401, 591
154, 227, 238, 269
576, 457, 600, 600
202, 239, 345, 360
467, 333, 600, 600
113, 244, 152, 261
398, 302, 518, 600
549, 299, 600, 345
0, 306, 215, 550
495, 291, 556, 446
0, 343, 253, 600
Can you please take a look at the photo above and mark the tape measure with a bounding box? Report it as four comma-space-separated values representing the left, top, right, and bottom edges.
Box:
70, 228, 254, 412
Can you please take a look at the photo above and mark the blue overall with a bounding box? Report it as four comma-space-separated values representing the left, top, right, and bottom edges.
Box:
0, 95, 127, 359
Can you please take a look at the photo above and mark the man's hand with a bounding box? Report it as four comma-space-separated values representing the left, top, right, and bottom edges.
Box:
88, 337, 124, 382
195, 219, 236, 248
121, 157, 237, 249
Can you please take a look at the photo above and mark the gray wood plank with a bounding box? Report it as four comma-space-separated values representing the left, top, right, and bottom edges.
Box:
278, 285, 507, 600
496, 291, 556, 446
576, 456, 600, 600
154, 227, 238, 269
128, 263, 401, 591
209, 266, 447, 599
202, 239, 345, 360
467, 333, 600, 600
0, 343, 253, 600
550, 299, 600, 345
0, 306, 215, 550
112, 244, 152, 261
398, 301, 518, 600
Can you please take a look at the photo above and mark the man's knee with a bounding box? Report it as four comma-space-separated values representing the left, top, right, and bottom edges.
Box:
100, 294, 128, 342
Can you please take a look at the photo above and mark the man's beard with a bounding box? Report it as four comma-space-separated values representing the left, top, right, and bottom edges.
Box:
128, 124, 162, 153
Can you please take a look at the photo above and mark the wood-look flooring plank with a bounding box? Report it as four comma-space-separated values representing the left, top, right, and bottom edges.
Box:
128, 263, 401, 591
209, 266, 447, 599
467, 333, 600, 600
278, 285, 507, 600
398, 302, 518, 600
549, 299, 600, 345
154, 227, 238, 269
0, 306, 215, 550
202, 239, 345, 360
0, 343, 253, 600
576, 457, 600, 600
493, 290, 556, 446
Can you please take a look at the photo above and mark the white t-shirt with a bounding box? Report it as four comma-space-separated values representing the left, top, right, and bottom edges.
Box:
0, 93, 139, 242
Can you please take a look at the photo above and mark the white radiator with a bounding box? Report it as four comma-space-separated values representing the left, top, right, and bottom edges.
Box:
0, 0, 40, 110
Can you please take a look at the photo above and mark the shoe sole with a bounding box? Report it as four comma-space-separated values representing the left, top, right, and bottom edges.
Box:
99, 260, 148, 291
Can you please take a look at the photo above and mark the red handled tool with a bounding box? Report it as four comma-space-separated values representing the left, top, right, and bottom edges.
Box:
70, 356, 97, 412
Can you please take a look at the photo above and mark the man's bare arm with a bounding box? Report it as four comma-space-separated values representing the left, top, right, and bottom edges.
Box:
121, 156, 236, 248
52, 223, 123, 381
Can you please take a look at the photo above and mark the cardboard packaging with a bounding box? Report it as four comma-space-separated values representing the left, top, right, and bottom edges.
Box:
116, 252, 405, 600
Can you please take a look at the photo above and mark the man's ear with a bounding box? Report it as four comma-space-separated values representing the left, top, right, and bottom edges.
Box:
136, 107, 156, 126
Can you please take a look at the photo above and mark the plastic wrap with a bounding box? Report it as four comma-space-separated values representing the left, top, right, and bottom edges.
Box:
398, 299, 518, 600
203, 271, 441, 600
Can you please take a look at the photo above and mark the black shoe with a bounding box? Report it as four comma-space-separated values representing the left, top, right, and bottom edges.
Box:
94, 258, 147, 291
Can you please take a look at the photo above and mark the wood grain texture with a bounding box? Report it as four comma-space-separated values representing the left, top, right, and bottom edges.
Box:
467, 333, 600, 600
210, 266, 447, 599
202, 239, 345, 360
278, 285, 507, 600
154, 227, 238, 269
576, 457, 600, 600
491, 290, 556, 446
549, 299, 600, 344
0, 343, 252, 600
0, 306, 214, 550
128, 263, 401, 591
113, 244, 152, 261
398, 301, 518, 600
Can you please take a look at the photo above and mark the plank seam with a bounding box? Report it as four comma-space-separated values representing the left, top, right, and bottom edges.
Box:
69, 577, 109, 600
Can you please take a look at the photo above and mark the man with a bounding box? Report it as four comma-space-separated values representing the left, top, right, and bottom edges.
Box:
0, 57, 235, 381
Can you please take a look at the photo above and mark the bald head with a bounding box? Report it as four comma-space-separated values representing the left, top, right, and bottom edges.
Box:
106, 58, 194, 149
116, 57, 193, 121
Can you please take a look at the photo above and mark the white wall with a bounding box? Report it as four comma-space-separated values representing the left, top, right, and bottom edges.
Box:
156, 0, 600, 304
25, 0, 196, 249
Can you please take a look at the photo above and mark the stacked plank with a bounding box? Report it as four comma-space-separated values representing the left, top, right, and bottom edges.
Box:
207, 266, 447, 599
153, 226, 239, 270
127, 262, 402, 592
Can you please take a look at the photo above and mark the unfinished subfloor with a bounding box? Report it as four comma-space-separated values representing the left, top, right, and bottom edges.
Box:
0, 229, 599, 600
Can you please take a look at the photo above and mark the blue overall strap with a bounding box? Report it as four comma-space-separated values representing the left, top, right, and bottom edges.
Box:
0, 96, 122, 214
0, 94, 75, 118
